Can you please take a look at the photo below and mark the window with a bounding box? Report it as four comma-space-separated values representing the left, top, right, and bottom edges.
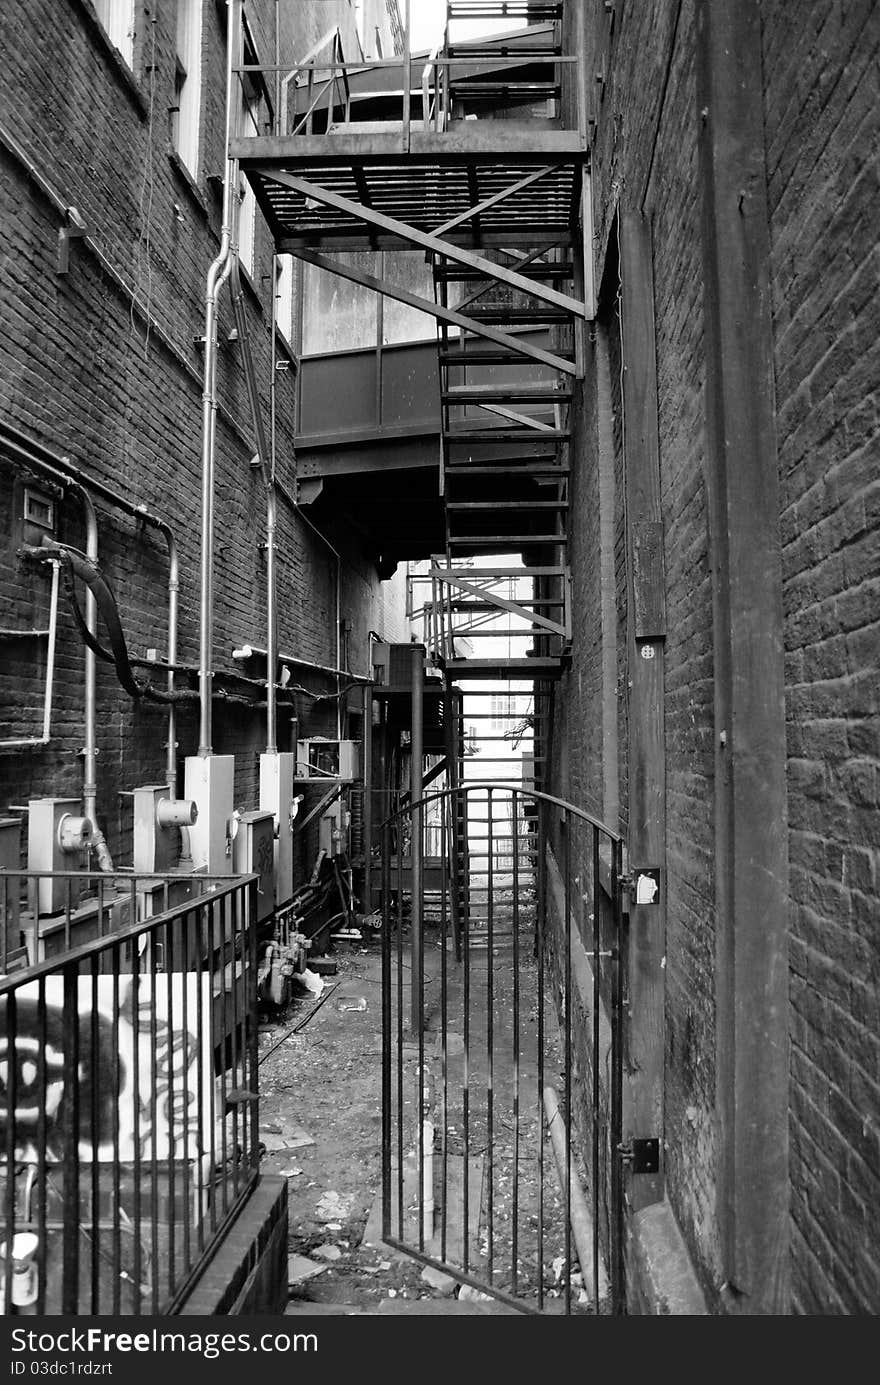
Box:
94, 0, 135, 66
237, 91, 260, 273
490, 694, 514, 732
275, 255, 294, 345
171, 0, 202, 175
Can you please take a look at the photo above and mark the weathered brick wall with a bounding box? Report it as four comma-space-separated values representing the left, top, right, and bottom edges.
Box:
564, 0, 722, 1300
0, 0, 409, 867
763, 0, 880, 1314
557, 0, 880, 1313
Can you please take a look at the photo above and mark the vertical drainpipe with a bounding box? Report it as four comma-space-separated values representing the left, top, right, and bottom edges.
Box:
71, 482, 113, 870
158, 521, 179, 794
198, 0, 242, 755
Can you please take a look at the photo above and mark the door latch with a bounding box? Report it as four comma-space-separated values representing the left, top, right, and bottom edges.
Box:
617, 1138, 660, 1174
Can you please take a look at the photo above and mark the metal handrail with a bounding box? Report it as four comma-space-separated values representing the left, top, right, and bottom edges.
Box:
0, 871, 259, 1316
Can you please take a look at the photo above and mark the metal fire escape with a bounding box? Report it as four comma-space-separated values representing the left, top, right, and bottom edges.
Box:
233, 0, 588, 796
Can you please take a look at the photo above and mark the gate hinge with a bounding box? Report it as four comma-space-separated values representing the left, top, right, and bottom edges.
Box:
617, 1138, 660, 1174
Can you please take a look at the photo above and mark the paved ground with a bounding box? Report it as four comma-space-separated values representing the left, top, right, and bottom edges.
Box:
257, 926, 600, 1316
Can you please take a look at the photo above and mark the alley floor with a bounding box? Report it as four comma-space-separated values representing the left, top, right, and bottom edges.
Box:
256, 922, 604, 1317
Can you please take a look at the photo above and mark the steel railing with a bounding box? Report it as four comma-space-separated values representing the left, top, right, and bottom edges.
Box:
0, 871, 259, 1316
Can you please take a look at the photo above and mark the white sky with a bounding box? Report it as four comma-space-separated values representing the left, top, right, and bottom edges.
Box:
406, 0, 526, 52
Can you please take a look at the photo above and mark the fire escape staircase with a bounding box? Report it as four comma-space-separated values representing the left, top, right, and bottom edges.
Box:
232, 0, 587, 752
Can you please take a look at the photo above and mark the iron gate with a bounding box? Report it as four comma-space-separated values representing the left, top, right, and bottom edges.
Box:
380, 784, 625, 1315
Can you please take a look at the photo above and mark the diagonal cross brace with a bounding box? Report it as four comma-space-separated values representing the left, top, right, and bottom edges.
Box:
268, 170, 587, 319
429, 571, 568, 637
289, 248, 579, 376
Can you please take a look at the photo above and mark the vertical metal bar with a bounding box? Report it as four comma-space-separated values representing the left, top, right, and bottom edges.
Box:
563, 811, 572, 1315
111, 947, 121, 1314
89, 956, 100, 1311
130, 936, 142, 1312
536, 802, 545, 1312
611, 836, 625, 1313
395, 843, 404, 1241
381, 819, 392, 1241
363, 683, 374, 913
164, 918, 176, 1298
440, 791, 449, 1265
61, 967, 80, 1313
247, 881, 259, 1177
592, 828, 601, 1315
402, 0, 411, 152
36, 977, 48, 1314
215, 897, 229, 1219
486, 786, 494, 1283
149, 929, 159, 1314
4, 988, 17, 1315
462, 785, 471, 1275
512, 789, 521, 1295
195, 903, 209, 1250
411, 643, 423, 1034
180, 917, 191, 1274
227, 891, 240, 1199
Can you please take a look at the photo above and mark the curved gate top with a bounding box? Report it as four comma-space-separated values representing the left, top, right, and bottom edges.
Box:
379, 782, 625, 1315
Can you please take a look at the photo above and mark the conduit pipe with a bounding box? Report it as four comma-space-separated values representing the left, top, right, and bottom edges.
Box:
198, 0, 243, 755
72, 482, 113, 871
543, 1085, 608, 1303
0, 424, 181, 797
229, 255, 278, 755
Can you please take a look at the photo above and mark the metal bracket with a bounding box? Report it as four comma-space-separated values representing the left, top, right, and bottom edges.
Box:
618, 1138, 660, 1174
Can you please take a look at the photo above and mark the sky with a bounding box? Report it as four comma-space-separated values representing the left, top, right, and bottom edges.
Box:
406, 0, 526, 52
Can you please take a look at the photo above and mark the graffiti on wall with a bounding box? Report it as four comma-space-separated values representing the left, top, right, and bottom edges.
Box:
0, 973, 215, 1163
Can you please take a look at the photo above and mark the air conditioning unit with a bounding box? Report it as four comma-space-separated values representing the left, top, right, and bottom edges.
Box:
295, 738, 359, 782
371, 642, 423, 687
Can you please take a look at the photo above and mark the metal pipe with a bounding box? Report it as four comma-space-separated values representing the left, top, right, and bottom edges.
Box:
71, 483, 113, 870
198, 0, 242, 755
162, 524, 179, 796
229, 257, 277, 755
543, 1084, 608, 1303
410, 641, 423, 1034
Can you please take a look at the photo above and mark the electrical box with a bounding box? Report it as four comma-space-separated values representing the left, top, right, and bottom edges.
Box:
27, 798, 92, 915
319, 798, 351, 859
184, 755, 234, 875
0, 818, 22, 963
259, 751, 296, 907
372, 642, 421, 687
132, 785, 198, 874
295, 738, 360, 782
232, 810, 276, 923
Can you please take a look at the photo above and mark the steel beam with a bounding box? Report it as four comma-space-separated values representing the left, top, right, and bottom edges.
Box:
268, 171, 587, 318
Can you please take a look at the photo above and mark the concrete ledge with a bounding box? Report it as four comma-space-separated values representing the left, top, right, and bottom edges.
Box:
629, 1198, 708, 1315
176, 1175, 289, 1316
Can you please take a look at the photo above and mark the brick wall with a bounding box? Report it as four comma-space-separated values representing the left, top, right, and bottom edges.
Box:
553, 0, 880, 1313
0, 0, 409, 868
763, 0, 880, 1314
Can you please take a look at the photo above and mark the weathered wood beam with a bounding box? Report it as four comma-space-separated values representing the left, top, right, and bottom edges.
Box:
620, 210, 666, 1214
697, 0, 789, 1315
290, 248, 579, 376
269, 171, 588, 317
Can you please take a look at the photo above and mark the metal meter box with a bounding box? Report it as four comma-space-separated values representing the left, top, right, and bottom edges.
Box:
184, 755, 234, 875
295, 738, 360, 781
0, 817, 22, 962
27, 797, 92, 915
259, 751, 296, 907
232, 810, 276, 923
319, 798, 351, 859
132, 785, 197, 873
